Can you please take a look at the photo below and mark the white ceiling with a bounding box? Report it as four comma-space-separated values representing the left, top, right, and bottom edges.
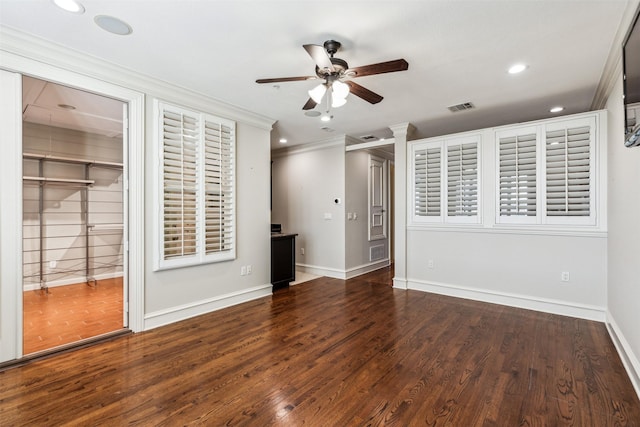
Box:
0, 0, 630, 149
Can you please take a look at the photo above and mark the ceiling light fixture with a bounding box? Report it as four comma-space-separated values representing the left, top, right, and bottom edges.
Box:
508, 63, 528, 74
279, 138, 287, 144
550, 106, 564, 113
308, 84, 327, 103
52, 0, 85, 13
94, 15, 133, 35
320, 114, 332, 122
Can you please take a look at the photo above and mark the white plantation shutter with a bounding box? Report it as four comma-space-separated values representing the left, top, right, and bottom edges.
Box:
447, 141, 478, 217
545, 125, 591, 217
410, 135, 480, 224
203, 119, 234, 254
162, 109, 199, 259
498, 132, 537, 219
414, 146, 441, 217
155, 101, 235, 270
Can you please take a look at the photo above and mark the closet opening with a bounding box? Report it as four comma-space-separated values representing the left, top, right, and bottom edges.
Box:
21, 76, 129, 355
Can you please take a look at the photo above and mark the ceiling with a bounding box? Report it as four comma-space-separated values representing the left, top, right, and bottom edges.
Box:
0, 0, 630, 149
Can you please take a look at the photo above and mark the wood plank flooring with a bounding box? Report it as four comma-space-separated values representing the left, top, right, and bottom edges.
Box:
2, 267, 639, 425
22, 278, 124, 354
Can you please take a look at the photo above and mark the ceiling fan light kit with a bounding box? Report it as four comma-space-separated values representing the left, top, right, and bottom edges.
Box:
257, 39, 409, 116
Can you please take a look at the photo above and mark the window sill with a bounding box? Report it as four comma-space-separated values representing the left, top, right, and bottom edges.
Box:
407, 224, 606, 238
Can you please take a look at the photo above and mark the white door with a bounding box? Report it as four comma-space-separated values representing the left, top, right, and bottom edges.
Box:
368, 155, 387, 241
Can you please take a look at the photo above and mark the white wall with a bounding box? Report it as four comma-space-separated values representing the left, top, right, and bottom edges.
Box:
271, 140, 346, 277
0, 29, 275, 338
345, 149, 392, 274
345, 150, 370, 269
143, 110, 273, 324
606, 72, 640, 390
405, 113, 608, 321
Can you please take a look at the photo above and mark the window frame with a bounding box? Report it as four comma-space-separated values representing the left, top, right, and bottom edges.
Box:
494, 116, 596, 227
410, 133, 482, 226
153, 99, 236, 271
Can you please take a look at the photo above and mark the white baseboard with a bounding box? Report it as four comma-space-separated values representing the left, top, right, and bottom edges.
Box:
393, 277, 408, 289
23, 272, 124, 291
406, 278, 606, 321
345, 259, 390, 279
606, 311, 640, 400
296, 263, 345, 279
296, 260, 390, 280
144, 284, 273, 331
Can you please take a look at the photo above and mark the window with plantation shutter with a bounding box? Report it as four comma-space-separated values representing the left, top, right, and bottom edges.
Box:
410, 135, 480, 224
413, 146, 441, 218
494, 115, 596, 227
497, 128, 538, 223
447, 141, 478, 218
154, 100, 235, 270
545, 125, 591, 218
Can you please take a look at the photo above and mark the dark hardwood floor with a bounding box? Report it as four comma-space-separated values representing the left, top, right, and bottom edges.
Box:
1, 267, 639, 426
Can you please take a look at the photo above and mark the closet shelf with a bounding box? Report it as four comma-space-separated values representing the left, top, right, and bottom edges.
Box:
88, 223, 124, 231
23, 152, 123, 168
23, 176, 95, 185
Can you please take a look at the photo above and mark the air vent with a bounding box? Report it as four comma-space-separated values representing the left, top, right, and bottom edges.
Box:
360, 135, 377, 141
448, 102, 475, 113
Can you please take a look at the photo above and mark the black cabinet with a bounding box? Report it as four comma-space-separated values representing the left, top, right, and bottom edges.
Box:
271, 233, 296, 290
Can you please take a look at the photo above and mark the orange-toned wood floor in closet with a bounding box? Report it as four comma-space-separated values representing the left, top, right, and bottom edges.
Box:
22, 278, 124, 354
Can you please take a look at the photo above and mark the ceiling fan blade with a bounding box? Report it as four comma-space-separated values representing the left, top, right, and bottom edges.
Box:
303, 44, 335, 72
256, 76, 316, 84
347, 59, 409, 78
345, 81, 384, 104
302, 98, 317, 110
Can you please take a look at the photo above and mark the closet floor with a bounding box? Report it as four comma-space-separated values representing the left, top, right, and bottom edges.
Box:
23, 278, 124, 354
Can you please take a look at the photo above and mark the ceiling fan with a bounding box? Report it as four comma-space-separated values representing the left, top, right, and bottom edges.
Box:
256, 40, 409, 111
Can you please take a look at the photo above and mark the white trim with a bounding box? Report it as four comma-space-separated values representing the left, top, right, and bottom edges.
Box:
606, 311, 640, 400
0, 70, 23, 362
345, 260, 390, 279
407, 278, 606, 322
0, 49, 146, 334
144, 284, 272, 331
393, 277, 408, 289
296, 260, 391, 280
345, 138, 396, 151
407, 224, 607, 238
271, 135, 345, 158
0, 27, 274, 131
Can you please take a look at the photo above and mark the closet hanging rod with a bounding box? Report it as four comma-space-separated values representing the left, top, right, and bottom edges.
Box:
23, 176, 95, 185
23, 152, 124, 168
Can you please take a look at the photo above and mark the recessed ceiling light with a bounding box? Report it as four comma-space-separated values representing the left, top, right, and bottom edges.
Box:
320, 114, 332, 122
52, 0, 85, 14
279, 138, 287, 144
508, 63, 528, 74
94, 15, 133, 35
550, 106, 564, 113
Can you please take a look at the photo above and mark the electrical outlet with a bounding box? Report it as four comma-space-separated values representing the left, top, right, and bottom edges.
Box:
561, 271, 570, 282
301, 247, 305, 255
240, 266, 247, 276
428, 259, 434, 269
246, 265, 252, 275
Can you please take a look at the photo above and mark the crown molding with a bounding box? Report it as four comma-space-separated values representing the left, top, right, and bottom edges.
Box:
0, 26, 275, 131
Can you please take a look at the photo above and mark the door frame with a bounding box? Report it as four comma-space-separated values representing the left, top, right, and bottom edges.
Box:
0, 51, 145, 363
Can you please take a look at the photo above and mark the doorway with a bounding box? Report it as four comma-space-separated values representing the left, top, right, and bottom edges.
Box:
21, 76, 128, 354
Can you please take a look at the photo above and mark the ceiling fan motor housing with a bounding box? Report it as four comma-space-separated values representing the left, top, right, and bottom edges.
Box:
316, 57, 348, 81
